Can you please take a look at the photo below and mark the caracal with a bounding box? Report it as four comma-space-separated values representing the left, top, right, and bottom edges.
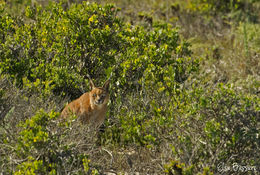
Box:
61, 75, 110, 128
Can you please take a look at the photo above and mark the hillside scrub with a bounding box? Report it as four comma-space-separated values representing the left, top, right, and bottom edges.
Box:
0, 1, 259, 174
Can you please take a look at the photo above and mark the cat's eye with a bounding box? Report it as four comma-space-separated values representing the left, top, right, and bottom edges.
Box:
92, 94, 97, 97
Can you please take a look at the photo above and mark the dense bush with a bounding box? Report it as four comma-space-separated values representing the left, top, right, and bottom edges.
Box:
0, 1, 195, 99
1, 109, 99, 174
16, 110, 102, 174
171, 82, 259, 172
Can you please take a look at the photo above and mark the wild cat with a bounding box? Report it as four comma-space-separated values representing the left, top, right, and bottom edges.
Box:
61, 75, 110, 128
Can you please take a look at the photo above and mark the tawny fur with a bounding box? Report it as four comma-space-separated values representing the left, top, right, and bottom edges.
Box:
61, 78, 110, 128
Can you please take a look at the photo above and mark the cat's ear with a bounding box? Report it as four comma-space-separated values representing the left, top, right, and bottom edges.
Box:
87, 74, 95, 89
102, 79, 110, 91
103, 73, 112, 91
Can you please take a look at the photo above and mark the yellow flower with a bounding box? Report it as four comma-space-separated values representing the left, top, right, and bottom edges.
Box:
88, 15, 96, 23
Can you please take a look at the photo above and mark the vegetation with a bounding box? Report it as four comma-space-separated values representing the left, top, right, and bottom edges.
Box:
0, 0, 259, 174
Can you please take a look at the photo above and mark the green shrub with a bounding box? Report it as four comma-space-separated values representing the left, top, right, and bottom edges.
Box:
1, 2, 123, 98
102, 78, 259, 173
0, 1, 196, 100
14, 109, 98, 174
164, 159, 202, 175
167, 82, 260, 173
